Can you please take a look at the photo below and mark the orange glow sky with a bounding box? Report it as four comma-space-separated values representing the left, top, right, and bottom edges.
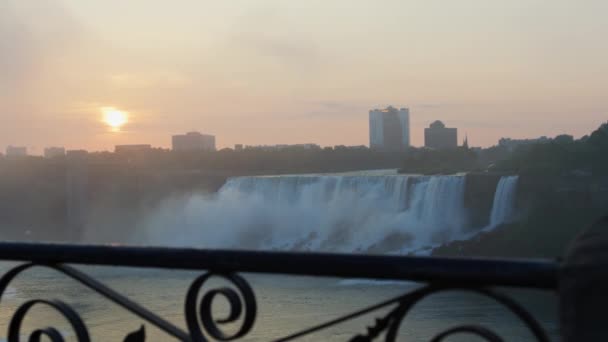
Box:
1, 1, 607, 153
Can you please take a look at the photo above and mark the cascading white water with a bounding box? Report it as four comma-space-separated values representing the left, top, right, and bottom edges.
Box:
488, 176, 519, 228
135, 174, 474, 254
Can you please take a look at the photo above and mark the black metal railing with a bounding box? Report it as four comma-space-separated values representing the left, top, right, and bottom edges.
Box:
0, 241, 566, 342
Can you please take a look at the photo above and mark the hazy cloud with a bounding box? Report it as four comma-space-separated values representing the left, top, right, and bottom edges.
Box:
0, 1, 91, 101
0, 2, 37, 93
226, 5, 321, 72
1, 1, 606, 151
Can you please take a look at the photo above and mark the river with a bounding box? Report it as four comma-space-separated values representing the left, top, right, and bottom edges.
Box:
0, 265, 558, 341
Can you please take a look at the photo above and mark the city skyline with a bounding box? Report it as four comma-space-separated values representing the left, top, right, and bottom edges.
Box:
2, 124, 583, 156
0, 106, 597, 155
1, 1, 607, 152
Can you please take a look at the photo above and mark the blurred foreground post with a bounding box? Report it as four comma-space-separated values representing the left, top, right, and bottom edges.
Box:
561, 216, 608, 341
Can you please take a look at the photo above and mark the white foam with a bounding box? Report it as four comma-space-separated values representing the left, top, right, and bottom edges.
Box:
489, 176, 519, 228
133, 174, 476, 254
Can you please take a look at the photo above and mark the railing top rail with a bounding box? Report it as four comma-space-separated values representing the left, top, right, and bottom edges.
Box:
0, 242, 558, 289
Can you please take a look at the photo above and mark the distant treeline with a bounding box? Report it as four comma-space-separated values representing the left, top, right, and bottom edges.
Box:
494, 122, 608, 176
0, 158, 67, 240
0, 146, 407, 175
110, 146, 406, 175
400, 122, 608, 177
434, 122, 608, 259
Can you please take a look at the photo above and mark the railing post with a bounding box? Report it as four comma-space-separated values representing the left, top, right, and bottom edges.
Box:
560, 216, 608, 341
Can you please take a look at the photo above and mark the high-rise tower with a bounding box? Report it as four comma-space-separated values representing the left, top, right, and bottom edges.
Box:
369, 106, 410, 150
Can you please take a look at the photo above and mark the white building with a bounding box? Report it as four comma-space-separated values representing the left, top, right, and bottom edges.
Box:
498, 136, 551, 152
243, 144, 320, 151
172, 132, 216, 151
44, 147, 66, 158
369, 106, 410, 150
115, 144, 152, 154
6, 146, 27, 157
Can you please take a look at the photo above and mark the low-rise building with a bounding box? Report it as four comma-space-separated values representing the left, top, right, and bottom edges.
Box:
44, 147, 66, 158
424, 121, 458, 149
172, 132, 216, 151
115, 144, 152, 154
66, 150, 88, 157
498, 137, 550, 152
6, 146, 27, 157
244, 144, 321, 151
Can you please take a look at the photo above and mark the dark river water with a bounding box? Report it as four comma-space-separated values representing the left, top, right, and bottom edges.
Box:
0, 264, 558, 341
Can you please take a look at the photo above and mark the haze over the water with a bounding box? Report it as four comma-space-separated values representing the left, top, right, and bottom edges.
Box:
1, 0, 606, 152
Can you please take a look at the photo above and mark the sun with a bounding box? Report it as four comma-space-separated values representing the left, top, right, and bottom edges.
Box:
102, 107, 128, 131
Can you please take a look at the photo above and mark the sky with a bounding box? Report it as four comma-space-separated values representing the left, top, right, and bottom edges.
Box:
1, 0, 607, 153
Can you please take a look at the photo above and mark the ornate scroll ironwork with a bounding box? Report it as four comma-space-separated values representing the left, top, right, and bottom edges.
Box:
274, 286, 550, 342
0, 242, 557, 341
0, 263, 257, 341
348, 286, 550, 342
185, 273, 257, 342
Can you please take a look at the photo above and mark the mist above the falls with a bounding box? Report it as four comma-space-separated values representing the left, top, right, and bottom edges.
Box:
126, 174, 519, 255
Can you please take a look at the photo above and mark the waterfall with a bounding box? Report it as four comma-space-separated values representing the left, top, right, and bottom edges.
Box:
488, 176, 519, 228
136, 174, 472, 254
